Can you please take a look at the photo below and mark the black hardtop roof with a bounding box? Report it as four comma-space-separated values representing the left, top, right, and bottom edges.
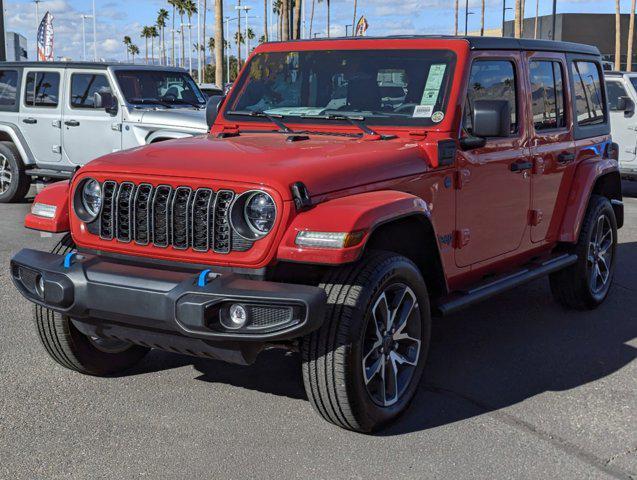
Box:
270, 35, 600, 56
0, 61, 189, 71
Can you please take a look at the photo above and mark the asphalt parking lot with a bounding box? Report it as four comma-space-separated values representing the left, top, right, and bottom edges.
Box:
0, 184, 635, 480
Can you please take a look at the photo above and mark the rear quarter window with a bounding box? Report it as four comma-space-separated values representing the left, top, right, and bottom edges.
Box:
571, 61, 606, 126
0, 70, 19, 107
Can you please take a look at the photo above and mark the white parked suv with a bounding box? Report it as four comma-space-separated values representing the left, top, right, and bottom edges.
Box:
605, 71, 637, 180
0, 62, 209, 202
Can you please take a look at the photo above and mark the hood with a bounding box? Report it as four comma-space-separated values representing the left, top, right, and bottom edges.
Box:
138, 108, 208, 131
82, 133, 430, 199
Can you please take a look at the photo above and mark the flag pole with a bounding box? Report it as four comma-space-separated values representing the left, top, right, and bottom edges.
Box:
92, 0, 97, 60
34, 0, 40, 61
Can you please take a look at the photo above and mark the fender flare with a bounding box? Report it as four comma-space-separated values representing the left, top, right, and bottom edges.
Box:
25, 181, 70, 233
558, 158, 621, 243
0, 123, 35, 165
277, 190, 434, 265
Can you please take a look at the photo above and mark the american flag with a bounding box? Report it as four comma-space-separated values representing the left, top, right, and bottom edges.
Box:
37, 12, 54, 61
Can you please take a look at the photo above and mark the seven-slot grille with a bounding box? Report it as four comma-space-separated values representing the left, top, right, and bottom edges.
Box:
97, 181, 253, 254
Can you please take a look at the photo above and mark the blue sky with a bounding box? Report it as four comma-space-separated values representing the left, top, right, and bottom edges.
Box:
3, 0, 618, 61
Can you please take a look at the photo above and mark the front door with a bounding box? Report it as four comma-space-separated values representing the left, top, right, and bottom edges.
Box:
606, 77, 637, 170
18, 68, 63, 165
527, 54, 575, 243
455, 54, 532, 267
62, 70, 121, 165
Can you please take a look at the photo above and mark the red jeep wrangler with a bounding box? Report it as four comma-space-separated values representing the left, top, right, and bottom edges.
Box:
11, 36, 623, 433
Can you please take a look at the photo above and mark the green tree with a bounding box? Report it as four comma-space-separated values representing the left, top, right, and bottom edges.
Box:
123, 35, 132, 62
149, 26, 159, 65
129, 43, 140, 63
168, 0, 181, 66
141, 26, 152, 64
185, 0, 197, 73
157, 8, 169, 65
214, 0, 224, 86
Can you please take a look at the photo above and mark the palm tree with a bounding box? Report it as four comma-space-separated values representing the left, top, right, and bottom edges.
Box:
263, 0, 269, 42
325, 0, 331, 38
168, 0, 180, 66
352, 0, 357, 36
294, 0, 302, 39
157, 8, 169, 65
237, 0, 242, 68
185, 0, 197, 73
149, 26, 159, 65
141, 26, 152, 64
214, 0, 224, 86
514, 0, 521, 38
202, 0, 207, 75
309, 0, 315, 38
247, 27, 255, 53
480, 0, 485, 36
629, 0, 636, 72
234, 29, 245, 76
259, 34, 266, 43
274, 0, 282, 40
616, 0, 622, 70
129, 44, 140, 63
454, 0, 458, 35
176, 0, 187, 68
282, 0, 289, 40
123, 35, 132, 62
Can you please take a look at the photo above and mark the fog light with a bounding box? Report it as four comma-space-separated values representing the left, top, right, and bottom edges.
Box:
35, 274, 45, 299
228, 304, 248, 329
31, 203, 57, 219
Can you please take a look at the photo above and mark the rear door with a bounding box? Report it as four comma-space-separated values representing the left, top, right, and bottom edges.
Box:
18, 68, 63, 164
62, 69, 122, 165
526, 53, 575, 243
455, 53, 532, 267
606, 76, 637, 168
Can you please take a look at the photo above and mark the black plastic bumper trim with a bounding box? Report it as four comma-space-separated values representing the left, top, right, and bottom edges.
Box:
11, 248, 327, 342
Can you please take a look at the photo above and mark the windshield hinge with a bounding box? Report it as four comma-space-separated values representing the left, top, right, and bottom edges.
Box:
217, 124, 240, 138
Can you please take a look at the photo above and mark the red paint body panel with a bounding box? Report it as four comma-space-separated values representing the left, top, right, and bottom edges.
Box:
24, 181, 70, 233
278, 190, 431, 265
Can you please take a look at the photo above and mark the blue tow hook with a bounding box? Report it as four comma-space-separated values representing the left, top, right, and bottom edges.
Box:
63, 252, 77, 269
197, 269, 213, 287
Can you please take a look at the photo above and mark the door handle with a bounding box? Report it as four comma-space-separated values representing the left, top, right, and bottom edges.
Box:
64, 120, 80, 127
510, 160, 533, 172
22, 118, 37, 124
557, 152, 575, 164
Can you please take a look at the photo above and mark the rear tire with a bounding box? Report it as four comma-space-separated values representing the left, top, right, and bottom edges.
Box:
550, 195, 617, 310
34, 234, 149, 376
301, 251, 431, 433
0, 141, 31, 203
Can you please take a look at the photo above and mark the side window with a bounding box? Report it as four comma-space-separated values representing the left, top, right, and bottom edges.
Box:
571, 61, 605, 126
70, 74, 112, 109
24, 71, 60, 107
464, 60, 517, 135
606, 81, 628, 111
0, 70, 19, 106
529, 61, 566, 130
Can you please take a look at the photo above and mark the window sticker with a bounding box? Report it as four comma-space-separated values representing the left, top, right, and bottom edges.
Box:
431, 111, 445, 123
413, 105, 434, 118
421, 64, 447, 108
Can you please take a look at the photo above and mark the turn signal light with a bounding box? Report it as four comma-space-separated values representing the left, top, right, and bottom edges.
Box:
295, 231, 365, 249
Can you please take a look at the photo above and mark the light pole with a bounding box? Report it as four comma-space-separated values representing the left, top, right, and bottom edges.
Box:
225, 16, 239, 84
34, 0, 41, 61
502, 2, 512, 37
345, 24, 353, 36
551, 0, 557, 40
197, 0, 201, 81
81, 15, 92, 61
0, 0, 6, 61
92, 0, 97, 60
235, 5, 251, 64
464, 0, 474, 36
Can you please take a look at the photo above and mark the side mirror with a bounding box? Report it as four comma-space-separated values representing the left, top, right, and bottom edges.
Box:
618, 96, 635, 117
206, 94, 225, 129
472, 99, 511, 138
94, 91, 118, 115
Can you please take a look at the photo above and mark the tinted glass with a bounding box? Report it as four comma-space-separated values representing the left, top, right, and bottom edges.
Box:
227, 50, 456, 127
114, 70, 206, 107
606, 81, 628, 111
71, 74, 112, 109
529, 61, 566, 130
630, 77, 637, 92
0, 70, 18, 106
571, 61, 605, 125
24, 71, 60, 107
464, 60, 517, 135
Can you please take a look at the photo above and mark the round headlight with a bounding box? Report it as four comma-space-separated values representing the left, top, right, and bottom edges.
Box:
74, 178, 102, 222
244, 192, 276, 235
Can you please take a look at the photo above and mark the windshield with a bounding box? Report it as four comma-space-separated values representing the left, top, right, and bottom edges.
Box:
115, 70, 206, 107
226, 49, 456, 127
630, 77, 637, 92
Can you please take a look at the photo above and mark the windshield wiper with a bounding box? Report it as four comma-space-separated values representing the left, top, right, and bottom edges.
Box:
128, 97, 173, 109
226, 110, 293, 133
166, 98, 205, 108
301, 113, 379, 137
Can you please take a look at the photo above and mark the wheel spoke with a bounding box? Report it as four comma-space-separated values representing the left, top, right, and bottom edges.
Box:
390, 348, 419, 367
363, 355, 383, 385
384, 354, 399, 406
372, 292, 391, 332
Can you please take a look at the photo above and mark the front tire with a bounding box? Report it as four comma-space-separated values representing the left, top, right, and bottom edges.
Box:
34, 234, 149, 376
0, 141, 31, 203
301, 251, 431, 433
550, 195, 618, 310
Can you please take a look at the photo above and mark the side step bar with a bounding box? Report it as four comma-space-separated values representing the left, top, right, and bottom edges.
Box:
435, 253, 578, 316
26, 168, 73, 179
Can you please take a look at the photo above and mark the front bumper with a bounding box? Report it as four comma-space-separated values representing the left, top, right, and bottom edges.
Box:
11, 249, 327, 346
